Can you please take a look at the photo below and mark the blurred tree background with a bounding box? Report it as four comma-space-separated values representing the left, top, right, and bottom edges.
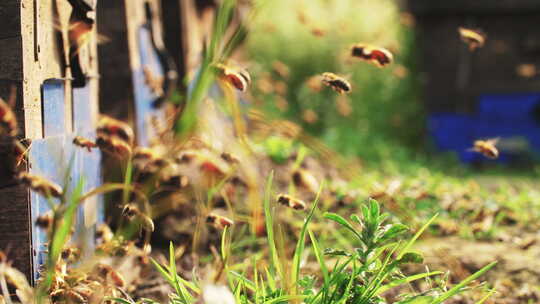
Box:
246, 0, 425, 167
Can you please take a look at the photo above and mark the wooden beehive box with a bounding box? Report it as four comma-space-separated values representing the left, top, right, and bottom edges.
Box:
98, 0, 178, 146
0, 0, 102, 282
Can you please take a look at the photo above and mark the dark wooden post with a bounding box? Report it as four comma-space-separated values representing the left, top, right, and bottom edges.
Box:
98, 0, 177, 146
0, 0, 102, 282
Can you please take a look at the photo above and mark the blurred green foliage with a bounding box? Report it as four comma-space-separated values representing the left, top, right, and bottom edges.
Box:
247, 0, 425, 165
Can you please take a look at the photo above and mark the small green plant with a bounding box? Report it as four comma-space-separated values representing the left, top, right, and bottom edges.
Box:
143, 175, 495, 304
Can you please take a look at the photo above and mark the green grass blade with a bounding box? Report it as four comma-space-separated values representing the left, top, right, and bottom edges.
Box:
475, 289, 496, 304
375, 271, 443, 295
291, 185, 321, 295
122, 159, 133, 204
264, 295, 307, 304
431, 261, 497, 304
229, 271, 256, 291
398, 213, 438, 259
263, 171, 283, 278
323, 212, 363, 241
308, 229, 329, 287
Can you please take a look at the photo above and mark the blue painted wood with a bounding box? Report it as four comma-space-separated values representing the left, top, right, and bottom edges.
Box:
42, 80, 66, 137
29, 136, 76, 281
29, 81, 103, 280
73, 85, 104, 235
132, 26, 165, 146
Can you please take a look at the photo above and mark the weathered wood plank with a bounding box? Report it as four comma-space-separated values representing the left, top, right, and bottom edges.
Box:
97, 0, 134, 120
0, 37, 23, 81
0, 2, 22, 40
0, 183, 32, 282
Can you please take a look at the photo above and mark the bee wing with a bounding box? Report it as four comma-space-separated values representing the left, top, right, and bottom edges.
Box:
487, 137, 500, 145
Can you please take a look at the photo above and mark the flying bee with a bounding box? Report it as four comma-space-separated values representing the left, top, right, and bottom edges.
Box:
61, 246, 81, 262
458, 27, 486, 51
17, 172, 63, 198
95, 224, 114, 243
133, 147, 167, 168
96, 134, 132, 157
351, 44, 393, 67
276, 194, 306, 210
311, 27, 326, 37
292, 169, 319, 194
220, 152, 239, 165
73, 136, 97, 151
36, 211, 54, 230
215, 63, 251, 92
0, 97, 17, 137
121, 204, 140, 219
176, 151, 197, 164
160, 174, 189, 189
94, 263, 125, 287
121, 204, 154, 232
470, 138, 499, 159
97, 115, 134, 144
68, 19, 93, 52
206, 213, 234, 230
321, 72, 351, 94
272, 61, 290, 79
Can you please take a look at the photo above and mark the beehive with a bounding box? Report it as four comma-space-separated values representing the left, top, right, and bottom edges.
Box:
0, 0, 102, 281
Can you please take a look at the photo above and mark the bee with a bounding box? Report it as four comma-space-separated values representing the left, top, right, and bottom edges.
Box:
95, 224, 114, 243
0, 97, 17, 137
351, 44, 393, 67
94, 263, 125, 287
200, 160, 227, 177
121, 204, 154, 232
302, 109, 318, 124
206, 213, 234, 230
97, 115, 134, 144
36, 211, 54, 230
133, 147, 167, 168
471, 138, 499, 159
73, 136, 97, 151
17, 172, 63, 198
272, 61, 290, 79
276, 194, 306, 210
215, 63, 251, 92
143, 65, 164, 96
96, 134, 132, 157
458, 27, 486, 51
121, 204, 140, 219
292, 169, 319, 194
220, 152, 239, 165
160, 174, 190, 189
305, 75, 323, 92
321, 72, 351, 94
176, 151, 197, 164
61, 246, 81, 262
311, 27, 326, 37
109, 269, 126, 287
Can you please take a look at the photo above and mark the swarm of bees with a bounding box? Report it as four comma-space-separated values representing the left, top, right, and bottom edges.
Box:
458, 27, 486, 51
471, 138, 499, 159
351, 44, 393, 67
321, 72, 351, 94
215, 63, 252, 92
